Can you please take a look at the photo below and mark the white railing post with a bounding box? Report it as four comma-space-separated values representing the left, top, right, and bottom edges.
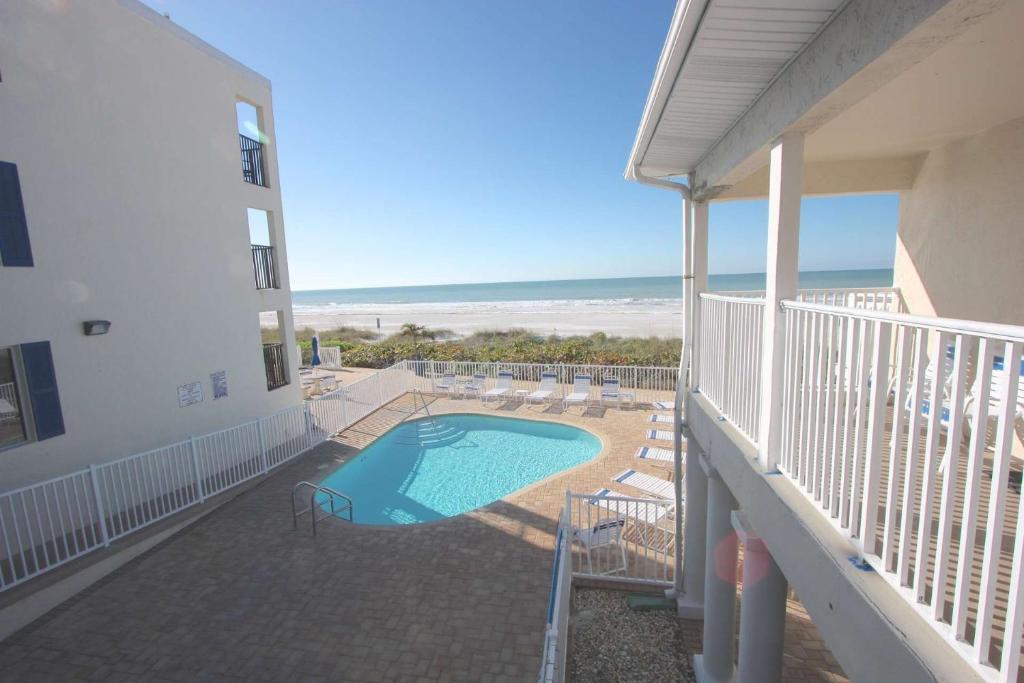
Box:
690, 200, 709, 388
303, 402, 315, 449
757, 132, 804, 470
88, 465, 110, 547
189, 436, 205, 503
257, 418, 269, 474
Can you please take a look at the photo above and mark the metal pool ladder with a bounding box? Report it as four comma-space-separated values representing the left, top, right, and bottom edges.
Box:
291, 481, 353, 536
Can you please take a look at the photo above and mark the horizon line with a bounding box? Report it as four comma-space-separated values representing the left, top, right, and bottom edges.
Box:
291, 266, 894, 294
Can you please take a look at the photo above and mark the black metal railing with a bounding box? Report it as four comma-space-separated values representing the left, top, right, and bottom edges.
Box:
251, 244, 279, 290
239, 133, 267, 187
263, 342, 288, 391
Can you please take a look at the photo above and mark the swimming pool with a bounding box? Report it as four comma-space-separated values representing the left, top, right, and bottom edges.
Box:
318, 414, 601, 525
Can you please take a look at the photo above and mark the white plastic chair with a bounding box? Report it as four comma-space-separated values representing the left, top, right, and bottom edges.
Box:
434, 372, 456, 395
571, 514, 627, 575
563, 374, 591, 412
526, 372, 558, 405
483, 371, 513, 403
600, 377, 622, 408
464, 373, 487, 398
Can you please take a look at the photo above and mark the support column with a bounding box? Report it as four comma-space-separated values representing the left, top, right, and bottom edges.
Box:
672, 193, 692, 598
757, 133, 804, 470
678, 434, 708, 619
733, 511, 788, 683
693, 456, 739, 683
690, 200, 709, 385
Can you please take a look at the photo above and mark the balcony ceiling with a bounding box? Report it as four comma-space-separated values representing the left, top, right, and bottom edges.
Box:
628, 0, 847, 180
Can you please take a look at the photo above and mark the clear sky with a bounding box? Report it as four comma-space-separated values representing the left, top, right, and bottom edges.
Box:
143, 0, 899, 291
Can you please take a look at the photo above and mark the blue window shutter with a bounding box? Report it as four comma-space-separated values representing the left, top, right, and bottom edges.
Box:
20, 341, 65, 441
0, 161, 34, 267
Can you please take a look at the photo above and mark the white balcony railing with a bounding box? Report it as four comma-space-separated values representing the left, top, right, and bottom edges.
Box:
776, 302, 1024, 679
720, 285, 904, 312
696, 293, 765, 444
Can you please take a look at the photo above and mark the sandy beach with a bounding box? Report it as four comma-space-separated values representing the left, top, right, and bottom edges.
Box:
283, 298, 685, 338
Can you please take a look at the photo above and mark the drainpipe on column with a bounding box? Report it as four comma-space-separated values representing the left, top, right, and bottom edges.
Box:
628, 165, 691, 598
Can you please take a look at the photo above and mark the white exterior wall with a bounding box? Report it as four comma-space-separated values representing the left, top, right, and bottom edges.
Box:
0, 0, 301, 490
894, 116, 1024, 326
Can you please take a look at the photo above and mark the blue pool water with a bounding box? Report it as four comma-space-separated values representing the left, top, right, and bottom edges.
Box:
318, 414, 601, 525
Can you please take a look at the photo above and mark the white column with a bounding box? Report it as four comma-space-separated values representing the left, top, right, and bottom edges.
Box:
694, 456, 739, 683
672, 193, 692, 597
678, 434, 708, 619
690, 201, 709, 384
733, 511, 788, 683
757, 133, 804, 469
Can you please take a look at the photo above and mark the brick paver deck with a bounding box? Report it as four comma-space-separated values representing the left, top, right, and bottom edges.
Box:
0, 394, 844, 682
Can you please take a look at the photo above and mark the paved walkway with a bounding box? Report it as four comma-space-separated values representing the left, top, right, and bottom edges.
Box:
0, 395, 844, 682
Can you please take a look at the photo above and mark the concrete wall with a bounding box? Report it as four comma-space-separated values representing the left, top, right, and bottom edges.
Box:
894, 116, 1024, 325
0, 0, 301, 490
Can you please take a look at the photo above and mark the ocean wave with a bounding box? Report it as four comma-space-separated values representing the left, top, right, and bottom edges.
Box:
291, 296, 684, 315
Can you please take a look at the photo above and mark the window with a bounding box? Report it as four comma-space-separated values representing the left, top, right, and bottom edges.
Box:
248, 209, 278, 289
0, 342, 65, 450
0, 161, 33, 266
236, 101, 267, 187
260, 311, 288, 391
0, 347, 30, 449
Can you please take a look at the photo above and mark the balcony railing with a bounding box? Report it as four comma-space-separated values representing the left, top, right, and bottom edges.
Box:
721, 285, 904, 313
262, 342, 288, 391
250, 244, 279, 290
239, 133, 267, 187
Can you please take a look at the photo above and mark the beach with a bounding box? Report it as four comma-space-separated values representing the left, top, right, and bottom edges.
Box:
280, 270, 893, 338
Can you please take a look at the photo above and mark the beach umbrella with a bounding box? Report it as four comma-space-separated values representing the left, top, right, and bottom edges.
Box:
311, 334, 322, 368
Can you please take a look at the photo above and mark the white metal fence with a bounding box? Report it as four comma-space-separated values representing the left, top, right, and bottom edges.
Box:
539, 509, 572, 683
696, 293, 765, 444
778, 300, 1024, 680
404, 360, 677, 406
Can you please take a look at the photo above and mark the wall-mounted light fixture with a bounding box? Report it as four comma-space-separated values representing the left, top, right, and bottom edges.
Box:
82, 320, 111, 336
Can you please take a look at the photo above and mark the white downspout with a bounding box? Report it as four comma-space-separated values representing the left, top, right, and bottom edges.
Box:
629, 165, 691, 598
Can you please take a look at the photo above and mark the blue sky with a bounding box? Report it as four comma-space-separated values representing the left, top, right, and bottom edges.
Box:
144, 0, 899, 290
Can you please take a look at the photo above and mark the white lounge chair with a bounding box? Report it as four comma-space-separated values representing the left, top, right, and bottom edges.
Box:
570, 514, 627, 575
646, 429, 674, 442
526, 371, 558, 405
588, 488, 674, 531
600, 377, 622, 408
483, 371, 513, 403
649, 414, 674, 424
652, 401, 675, 411
612, 469, 677, 500
464, 373, 487, 398
434, 372, 456, 395
563, 374, 591, 412
634, 446, 679, 463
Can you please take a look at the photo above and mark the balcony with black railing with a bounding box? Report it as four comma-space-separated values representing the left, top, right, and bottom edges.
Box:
251, 244, 279, 290
262, 342, 288, 391
239, 133, 267, 187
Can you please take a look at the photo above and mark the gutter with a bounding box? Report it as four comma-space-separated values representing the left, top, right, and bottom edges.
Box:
628, 164, 690, 198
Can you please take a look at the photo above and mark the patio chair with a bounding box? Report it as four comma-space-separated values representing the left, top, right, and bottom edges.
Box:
634, 446, 678, 463
434, 372, 456, 395
563, 374, 591, 412
960, 352, 1024, 454
464, 373, 487, 398
600, 377, 622, 408
526, 371, 558, 405
649, 414, 674, 424
652, 401, 675, 411
646, 429, 674, 442
588, 488, 675, 546
483, 371, 513, 403
611, 469, 678, 500
571, 514, 627, 575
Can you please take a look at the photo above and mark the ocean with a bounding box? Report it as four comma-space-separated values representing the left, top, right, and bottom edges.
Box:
288, 269, 893, 337
292, 268, 894, 307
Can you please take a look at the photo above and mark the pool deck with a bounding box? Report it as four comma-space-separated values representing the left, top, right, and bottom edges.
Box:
0, 394, 844, 682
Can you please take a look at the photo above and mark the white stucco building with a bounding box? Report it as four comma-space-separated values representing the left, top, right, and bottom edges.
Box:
0, 0, 301, 492
626, 0, 1024, 681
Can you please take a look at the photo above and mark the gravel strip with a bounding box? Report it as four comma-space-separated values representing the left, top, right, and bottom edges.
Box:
571, 588, 698, 682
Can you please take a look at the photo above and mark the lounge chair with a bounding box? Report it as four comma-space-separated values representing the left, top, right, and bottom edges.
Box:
563, 374, 591, 412
652, 401, 675, 411
649, 414, 674, 424
634, 446, 678, 463
588, 488, 675, 540
600, 377, 622, 408
570, 514, 626, 575
434, 372, 456, 395
646, 429, 674, 442
526, 371, 558, 405
612, 469, 677, 500
464, 373, 487, 398
483, 371, 513, 403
